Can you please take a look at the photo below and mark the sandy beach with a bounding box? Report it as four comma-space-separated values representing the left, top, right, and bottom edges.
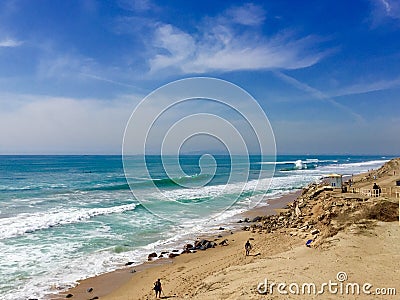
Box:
54, 159, 400, 300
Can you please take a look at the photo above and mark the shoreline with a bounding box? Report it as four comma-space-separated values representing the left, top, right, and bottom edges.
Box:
50, 190, 302, 300
51, 157, 400, 299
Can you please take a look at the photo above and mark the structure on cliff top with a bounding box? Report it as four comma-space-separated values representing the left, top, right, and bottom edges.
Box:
326, 173, 343, 189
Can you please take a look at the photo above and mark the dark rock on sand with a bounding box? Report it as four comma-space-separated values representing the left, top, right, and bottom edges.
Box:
311, 229, 320, 235
184, 243, 193, 250
219, 239, 229, 246
66, 294, 73, 298
148, 252, 157, 260
169, 253, 180, 258
192, 239, 217, 251
125, 261, 134, 266
251, 216, 262, 222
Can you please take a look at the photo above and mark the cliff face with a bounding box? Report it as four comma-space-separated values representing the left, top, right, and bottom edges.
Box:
375, 157, 400, 177
245, 158, 400, 247
355, 157, 400, 187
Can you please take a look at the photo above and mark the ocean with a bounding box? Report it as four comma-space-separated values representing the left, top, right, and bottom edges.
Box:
0, 155, 392, 299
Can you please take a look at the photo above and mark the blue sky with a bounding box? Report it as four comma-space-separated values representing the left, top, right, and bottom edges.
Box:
0, 0, 399, 155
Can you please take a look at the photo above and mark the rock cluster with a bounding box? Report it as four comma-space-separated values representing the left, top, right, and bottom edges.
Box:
242, 181, 398, 247
143, 238, 220, 264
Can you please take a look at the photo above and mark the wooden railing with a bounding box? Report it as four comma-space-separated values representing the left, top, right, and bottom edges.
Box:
348, 186, 400, 198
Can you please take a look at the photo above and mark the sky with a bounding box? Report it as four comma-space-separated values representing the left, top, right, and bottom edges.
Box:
0, 0, 399, 155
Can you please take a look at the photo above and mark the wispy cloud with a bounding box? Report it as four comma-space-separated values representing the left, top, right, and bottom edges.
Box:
149, 24, 196, 72
0, 37, 23, 47
380, 0, 391, 13
146, 3, 328, 74
273, 71, 365, 123
225, 3, 266, 26
36, 53, 96, 79
329, 76, 400, 97
0, 93, 136, 154
118, 0, 155, 12
80, 72, 146, 91
378, 0, 400, 18
370, 0, 400, 26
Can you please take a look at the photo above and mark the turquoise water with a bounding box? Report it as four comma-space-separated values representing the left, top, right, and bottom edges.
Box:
0, 155, 392, 299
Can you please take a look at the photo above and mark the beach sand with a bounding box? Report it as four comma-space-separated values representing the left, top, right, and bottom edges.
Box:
53, 160, 400, 300
58, 222, 399, 300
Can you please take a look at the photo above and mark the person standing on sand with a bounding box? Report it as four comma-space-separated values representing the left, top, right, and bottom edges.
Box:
153, 278, 162, 298
245, 240, 252, 256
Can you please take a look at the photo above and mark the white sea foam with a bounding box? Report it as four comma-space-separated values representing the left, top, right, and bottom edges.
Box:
326, 159, 388, 168
316, 159, 389, 174
0, 239, 143, 300
0, 203, 136, 240
294, 159, 303, 169
150, 171, 318, 206
258, 158, 339, 165
0, 208, 246, 300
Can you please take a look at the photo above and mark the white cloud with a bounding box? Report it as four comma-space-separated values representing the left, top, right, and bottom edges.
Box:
380, 0, 391, 13
273, 71, 365, 123
118, 0, 154, 12
37, 54, 96, 79
0, 37, 23, 47
80, 73, 144, 90
0, 94, 137, 154
329, 76, 400, 97
370, 0, 400, 26
226, 3, 266, 26
33, 47, 146, 92
150, 24, 196, 71
378, 0, 400, 18
149, 22, 326, 74
114, 2, 327, 75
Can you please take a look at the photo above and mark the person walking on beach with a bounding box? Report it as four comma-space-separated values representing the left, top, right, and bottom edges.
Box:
245, 240, 252, 256
153, 278, 162, 298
